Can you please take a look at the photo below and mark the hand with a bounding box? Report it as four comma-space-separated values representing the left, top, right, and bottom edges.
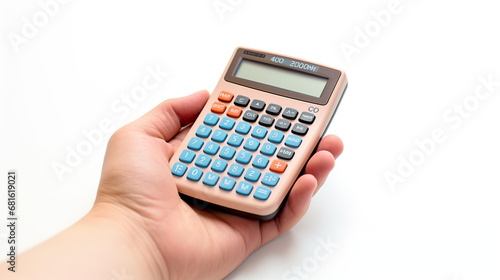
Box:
0, 90, 343, 280
95, 90, 343, 279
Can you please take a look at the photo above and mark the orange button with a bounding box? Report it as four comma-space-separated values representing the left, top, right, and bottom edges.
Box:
270, 159, 287, 173
211, 102, 227, 114
226, 106, 242, 118
218, 91, 234, 102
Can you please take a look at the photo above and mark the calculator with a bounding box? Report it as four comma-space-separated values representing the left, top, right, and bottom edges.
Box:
170, 47, 347, 220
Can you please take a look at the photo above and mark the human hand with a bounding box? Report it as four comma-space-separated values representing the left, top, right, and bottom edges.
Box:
93, 90, 344, 279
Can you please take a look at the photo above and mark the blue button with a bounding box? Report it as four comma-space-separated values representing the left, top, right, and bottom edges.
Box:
219, 146, 236, 160
236, 150, 253, 164
262, 173, 280, 187
219, 117, 235, 130
251, 126, 268, 139
219, 177, 236, 191
211, 159, 228, 172
211, 129, 228, 143
187, 137, 204, 151
252, 155, 269, 169
236, 181, 253, 196
195, 154, 212, 168
203, 172, 220, 186
227, 134, 244, 147
171, 162, 187, 177
243, 138, 260, 151
285, 134, 302, 148
260, 142, 277, 156
196, 125, 212, 138
235, 122, 251, 135
203, 113, 219, 126
244, 168, 261, 182
268, 130, 284, 144
187, 167, 203, 181
203, 141, 220, 155
228, 163, 245, 177
254, 186, 271, 200
179, 149, 196, 163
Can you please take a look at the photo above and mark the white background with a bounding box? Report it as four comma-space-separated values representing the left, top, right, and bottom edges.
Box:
1, 0, 500, 279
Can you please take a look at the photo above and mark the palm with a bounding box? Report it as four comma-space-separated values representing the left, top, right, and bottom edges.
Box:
99, 123, 269, 279
96, 91, 342, 279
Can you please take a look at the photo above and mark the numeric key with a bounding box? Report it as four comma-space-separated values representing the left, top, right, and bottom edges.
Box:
195, 154, 212, 168
219, 117, 235, 130
203, 113, 219, 126
187, 167, 203, 181
196, 125, 212, 138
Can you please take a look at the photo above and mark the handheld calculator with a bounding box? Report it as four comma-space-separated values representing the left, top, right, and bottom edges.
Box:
170, 47, 347, 220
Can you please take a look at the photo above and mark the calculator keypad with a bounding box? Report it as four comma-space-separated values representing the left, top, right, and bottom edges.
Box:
173, 91, 316, 201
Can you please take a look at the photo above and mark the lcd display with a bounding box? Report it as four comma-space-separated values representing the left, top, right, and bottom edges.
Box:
233, 59, 327, 98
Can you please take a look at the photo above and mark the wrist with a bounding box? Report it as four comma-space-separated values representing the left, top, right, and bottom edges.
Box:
88, 201, 169, 280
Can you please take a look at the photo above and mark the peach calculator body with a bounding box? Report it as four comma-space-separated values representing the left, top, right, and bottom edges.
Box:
170, 48, 347, 220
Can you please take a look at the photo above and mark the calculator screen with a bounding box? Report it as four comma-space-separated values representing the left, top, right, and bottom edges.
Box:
234, 59, 328, 98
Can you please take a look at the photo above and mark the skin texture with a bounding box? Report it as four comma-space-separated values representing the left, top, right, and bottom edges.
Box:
0, 90, 343, 280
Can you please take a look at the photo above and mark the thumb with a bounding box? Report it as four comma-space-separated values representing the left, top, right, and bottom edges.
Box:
131, 90, 210, 141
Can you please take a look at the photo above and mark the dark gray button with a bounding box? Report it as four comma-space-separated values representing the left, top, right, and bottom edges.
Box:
266, 104, 282, 115
234, 95, 250, 107
258, 115, 275, 127
292, 123, 308, 135
282, 108, 298, 120
275, 119, 291, 131
243, 110, 258, 122
250, 100, 266, 111
277, 147, 295, 160
299, 112, 316, 124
